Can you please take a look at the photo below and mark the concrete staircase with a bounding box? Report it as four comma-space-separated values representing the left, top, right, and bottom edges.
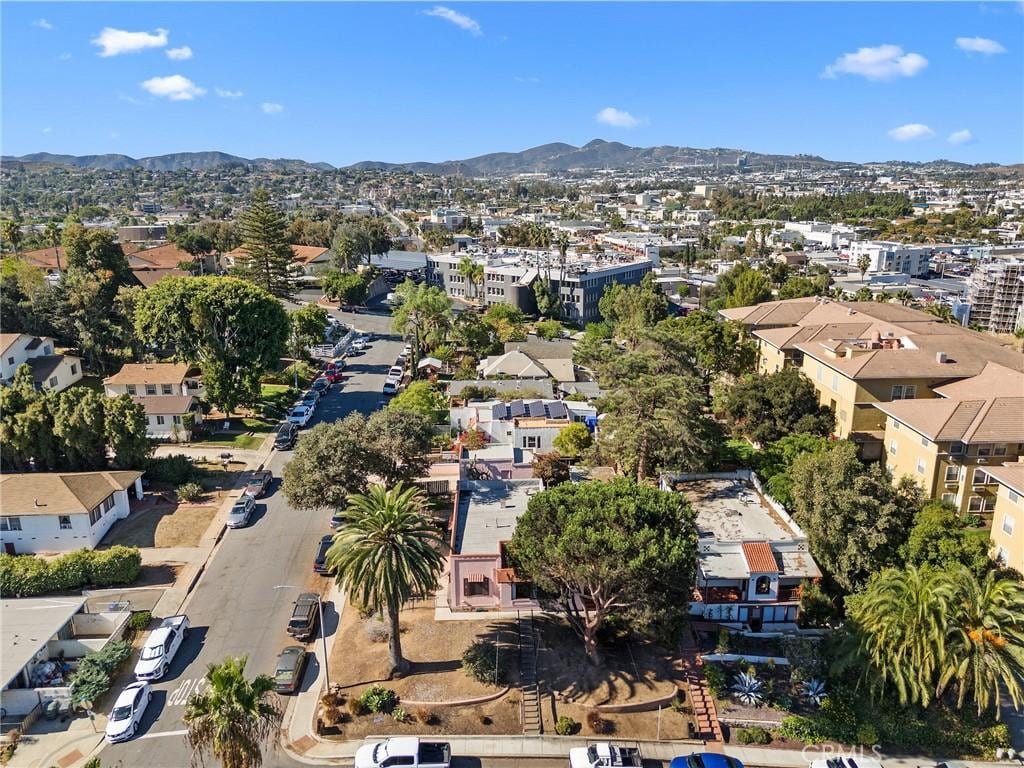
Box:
519, 613, 542, 734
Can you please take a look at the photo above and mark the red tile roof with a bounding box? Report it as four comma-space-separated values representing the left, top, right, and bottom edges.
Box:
741, 541, 779, 574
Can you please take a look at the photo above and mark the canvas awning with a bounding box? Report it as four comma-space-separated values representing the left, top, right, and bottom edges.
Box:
463, 572, 487, 583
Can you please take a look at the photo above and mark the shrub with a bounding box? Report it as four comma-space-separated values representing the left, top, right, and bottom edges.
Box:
777, 715, 828, 744
129, 611, 152, 632
364, 620, 390, 643
48, 549, 92, 591
703, 664, 727, 698
855, 723, 879, 746
392, 707, 411, 724
736, 726, 772, 745
176, 482, 205, 502
71, 640, 132, 704
88, 546, 142, 587
145, 454, 201, 485
83, 759, 102, 768
0, 547, 142, 598
715, 627, 731, 653
586, 710, 614, 735
347, 697, 367, 717
414, 708, 437, 726
0, 554, 55, 597
479, 714, 492, 726
554, 716, 579, 736
462, 640, 508, 685
358, 685, 398, 714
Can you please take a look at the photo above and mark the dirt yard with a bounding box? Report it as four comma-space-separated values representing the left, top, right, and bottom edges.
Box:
100, 497, 219, 548
327, 603, 522, 736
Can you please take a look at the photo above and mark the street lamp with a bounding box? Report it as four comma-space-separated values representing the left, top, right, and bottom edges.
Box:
274, 585, 331, 692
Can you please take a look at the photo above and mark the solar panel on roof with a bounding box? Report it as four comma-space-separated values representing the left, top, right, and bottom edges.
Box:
510, 400, 526, 417
546, 401, 568, 419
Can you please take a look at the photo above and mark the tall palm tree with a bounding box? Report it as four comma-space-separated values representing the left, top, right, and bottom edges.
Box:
183, 656, 282, 768
839, 565, 954, 708
44, 220, 63, 271
326, 483, 445, 676
456, 256, 484, 303
2, 220, 23, 257
940, 568, 1024, 717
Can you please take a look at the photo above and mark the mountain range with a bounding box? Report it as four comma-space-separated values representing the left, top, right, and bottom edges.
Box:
1, 140, 989, 174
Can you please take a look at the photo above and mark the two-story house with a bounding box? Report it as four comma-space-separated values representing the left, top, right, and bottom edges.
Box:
0, 471, 143, 554
0, 334, 83, 393
986, 462, 1024, 573
104, 363, 203, 441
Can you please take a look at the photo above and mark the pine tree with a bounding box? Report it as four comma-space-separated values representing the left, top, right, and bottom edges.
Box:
234, 188, 294, 298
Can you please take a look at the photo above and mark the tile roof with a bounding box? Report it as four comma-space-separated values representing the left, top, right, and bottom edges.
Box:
741, 541, 780, 574
128, 243, 194, 269
987, 462, 1024, 495
0, 471, 142, 517
877, 397, 1024, 443
130, 395, 196, 415
226, 244, 329, 265
933, 362, 1024, 399
105, 362, 191, 386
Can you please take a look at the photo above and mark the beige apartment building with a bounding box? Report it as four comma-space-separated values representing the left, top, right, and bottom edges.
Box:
987, 462, 1024, 574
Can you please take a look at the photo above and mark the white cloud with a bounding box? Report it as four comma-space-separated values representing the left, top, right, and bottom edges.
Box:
166, 45, 193, 61
216, 88, 244, 99
92, 27, 168, 57
888, 123, 935, 141
423, 6, 482, 36
140, 74, 205, 101
261, 102, 284, 114
822, 44, 928, 80
595, 107, 642, 128
33, 19, 54, 30
948, 129, 973, 145
955, 36, 1006, 54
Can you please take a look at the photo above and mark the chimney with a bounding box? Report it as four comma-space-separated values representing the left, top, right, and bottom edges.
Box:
936, 351, 948, 363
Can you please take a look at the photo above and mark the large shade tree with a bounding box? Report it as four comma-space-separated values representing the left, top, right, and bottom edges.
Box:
718, 367, 835, 444
233, 188, 294, 298
183, 655, 282, 768
507, 479, 698, 664
391, 280, 452, 370
326, 483, 445, 675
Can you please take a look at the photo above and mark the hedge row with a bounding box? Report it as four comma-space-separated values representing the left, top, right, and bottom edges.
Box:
0, 546, 142, 597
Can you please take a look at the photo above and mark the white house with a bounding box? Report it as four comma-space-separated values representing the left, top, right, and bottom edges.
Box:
450, 398, 597, 454
104, 362, 202, 441
0, 471, 144, 554
0, 333, 83, 393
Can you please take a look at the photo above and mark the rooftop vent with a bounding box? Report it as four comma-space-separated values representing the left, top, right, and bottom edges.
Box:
936, 351, 948, 363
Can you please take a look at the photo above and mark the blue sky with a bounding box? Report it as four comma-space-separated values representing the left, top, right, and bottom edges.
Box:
3, 2, 1022, 165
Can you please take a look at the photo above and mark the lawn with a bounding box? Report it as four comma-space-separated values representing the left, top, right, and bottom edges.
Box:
190, 417, 277, 449
100, 498, 219, 549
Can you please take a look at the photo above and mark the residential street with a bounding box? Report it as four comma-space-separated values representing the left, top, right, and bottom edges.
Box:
100, 308, 401, 768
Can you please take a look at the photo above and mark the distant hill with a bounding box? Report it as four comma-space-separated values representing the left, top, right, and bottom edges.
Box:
1, 151, 335, 172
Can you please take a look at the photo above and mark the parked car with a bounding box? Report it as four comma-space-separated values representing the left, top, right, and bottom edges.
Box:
244, 470, 272, 499
105, 681, 152, 743
313, 534, 335, 574
355, 738, 452, 768
226, 495, 256, 528
274, 422, 298, 450
403, 344, 413, 356
134, 615, 190, 681
388, 365, 404, 379
311, 377, 331, 394
300, 389, 321, 406
288, 405, 313, 427
287, 593, 320, 641
382, 380, 399, 395
571, 744, 643, 768
350, 337, 370, 351
325, 369, 345, 385
329, 509, 346, 529
273, 646, 309, 695
671, 757, 744, 768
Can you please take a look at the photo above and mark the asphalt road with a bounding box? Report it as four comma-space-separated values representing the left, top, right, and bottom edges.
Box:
100, 308, 403, 768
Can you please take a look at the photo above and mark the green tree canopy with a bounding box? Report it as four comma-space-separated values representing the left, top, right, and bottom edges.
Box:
388, 381, 446, 421
233, 188, 294, 298
134, 277, 289, 414
391, 280, 453, 369
903, 500, 992, 578
507, 479, 698, 663
597, 275, 669, 348
718, 367, 835, 444
790, 441, 923, 592
552, 422, 593, 457
322, 269, 369, 306
289, 303, 328, 357
534, 319, 563, 341
104, 394, 153, 469
660, 311, 757, 381
482, 303, 527, 344
53, 388, 108, 471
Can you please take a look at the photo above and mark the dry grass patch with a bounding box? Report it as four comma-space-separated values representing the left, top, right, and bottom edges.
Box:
100, 500, 219, 549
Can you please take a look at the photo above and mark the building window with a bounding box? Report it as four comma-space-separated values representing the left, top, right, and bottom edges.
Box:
996, 547, 1009, 566
891, 384, 917, 400
172, 415, 182, 425
70, 364, 78, 376
831, 373, 839, 391
941, 492, 957, 505
920, 435, 929, 447
126, 384, 137, 395
156, 415, 166, 425
816, 364, 822, 382
889, 440, 897, 456
993, 444, 1008, 456
522, 435, 540, 449
464, 577, 489, 597
949, 441, 964, 455
49, 377, 58, 388
944, 465, 961, 483
1010, 490, 1021, 505
59, 515, 72, 530
916, 458, 927, 475
161, 384, 173, 395
974, 469, 992, 486
145, 384, 157, 395
755, 576, 771, 595
968, 496, 991, 513
1002, 515, 1015, 536
0, 517, 22, 531
892, 421, 900, 431
5, 356, 13, 365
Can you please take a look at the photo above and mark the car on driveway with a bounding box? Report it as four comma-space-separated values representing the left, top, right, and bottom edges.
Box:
134, 615, 190, 681
670, 755, 744, 768
244, 470, 272, 498
288, 405, 313, 427
287, 593, 321, 641
274, 646, 309, 695
314, 534, 334, 574
300, 389, 321, 407
105, 681, 152, 743
226, 495, 256, 528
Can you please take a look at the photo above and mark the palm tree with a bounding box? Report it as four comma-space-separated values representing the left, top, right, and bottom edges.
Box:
326, 483, 445, 676
839, 565, 954, 708
456, 256, 484, 303
44, 221, 62, 271
856, 253, 871, 280
925, 303, 956, 324
183, 655, 282, 768
892, 289, 914, 306
940, 568, 1024, 717
2, 220, 23, 257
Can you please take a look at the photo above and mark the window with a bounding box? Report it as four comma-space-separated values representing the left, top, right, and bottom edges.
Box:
993, 444, 1008, 457
941, 493, 957, 505
156, 415, 166, 425
89, 506, 102, 525
522, 435, 540, 449
172, 415, 182, 425
126, 384, 137, 395
949, 441, 965, 455
58, 515, 72, 530
920, 435, 930, 447
968, 496, 992, 512
5, 356, 13, 365
996, 547, 1009, 566
892, 421, 901, 431
944, 465, 961, 483
1002, 515, 1015, 536
889, 440, 897, 456
831, 373, 839, 391
0, 517, 22, 531
974, 469, 992, 486
1010, 490, 1021, 505
42, 345, 52, 355
145, 384, 157, 396
978, 445, 993, 457
70, 364, 78, 376
463, 577, 489, 597
816, 364, 823, 382
161, 384, 173, 395
754, 576, 772, 595
891, 384, 917, 400
916, 458, 927, 475
49, 377, 58, 388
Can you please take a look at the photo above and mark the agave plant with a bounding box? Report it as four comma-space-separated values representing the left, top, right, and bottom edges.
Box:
731, 671, 764, 707
801, 678, 827, 707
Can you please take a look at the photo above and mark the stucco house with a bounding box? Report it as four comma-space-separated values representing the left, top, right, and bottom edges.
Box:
0, 334, 83, 393
104, 362, 203, 441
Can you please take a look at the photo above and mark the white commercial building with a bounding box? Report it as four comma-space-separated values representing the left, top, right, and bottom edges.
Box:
848, 240, 933, 278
